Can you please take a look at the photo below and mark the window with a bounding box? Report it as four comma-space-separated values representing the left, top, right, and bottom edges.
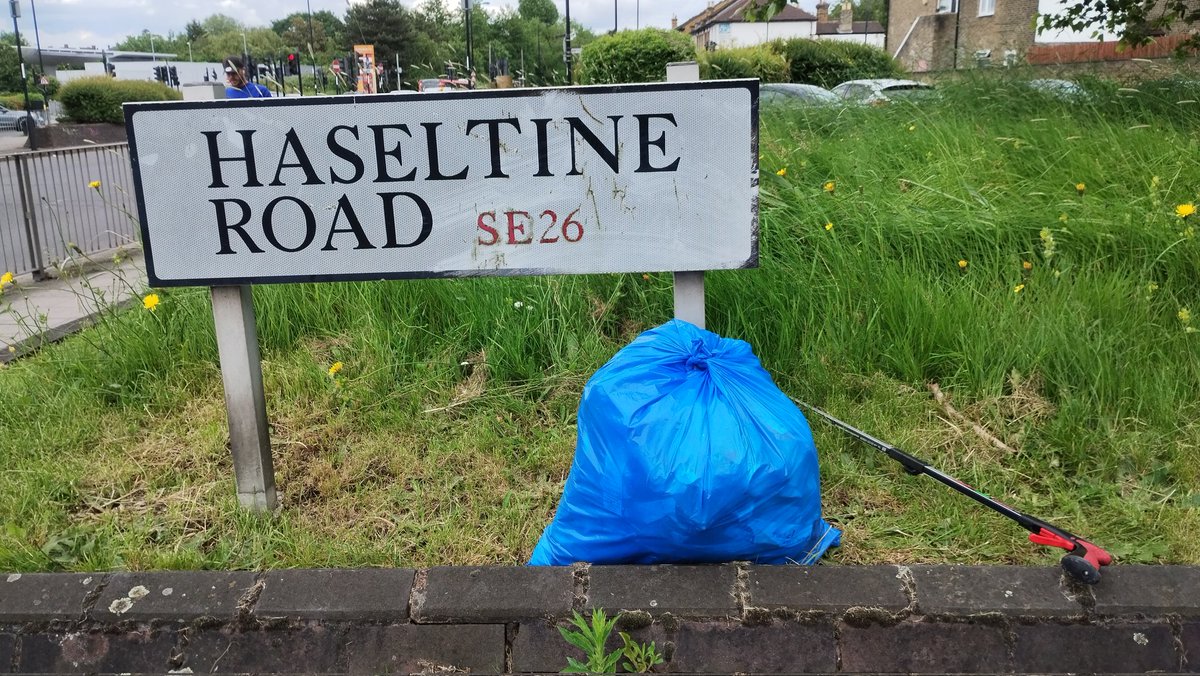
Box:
978, 0, 995, 16
936, 0, 958, 13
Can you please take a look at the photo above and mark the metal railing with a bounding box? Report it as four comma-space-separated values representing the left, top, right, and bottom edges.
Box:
1, 143, 138, 279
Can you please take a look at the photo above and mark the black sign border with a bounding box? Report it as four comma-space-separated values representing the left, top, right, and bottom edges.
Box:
125, 79, 759, 288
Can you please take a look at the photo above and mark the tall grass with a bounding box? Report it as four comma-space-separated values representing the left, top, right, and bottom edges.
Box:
2, 72, 1198, 571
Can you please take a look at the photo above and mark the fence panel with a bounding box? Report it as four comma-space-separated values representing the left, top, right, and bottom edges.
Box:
23, 143, 139, 272
0, 155, 36, 277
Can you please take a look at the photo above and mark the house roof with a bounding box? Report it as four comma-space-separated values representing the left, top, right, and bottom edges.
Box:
680, 0, 818, 34
678, 0, 741, 34
815, 20, 886, 35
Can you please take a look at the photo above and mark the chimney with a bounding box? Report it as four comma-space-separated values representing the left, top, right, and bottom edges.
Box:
672, 14, 678, 29
838, 0, 854, 33
816, 1, 829, 21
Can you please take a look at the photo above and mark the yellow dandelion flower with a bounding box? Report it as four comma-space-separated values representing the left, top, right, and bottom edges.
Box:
1180, 308, 1192, 325
958, 259, 968, 269
88, 180, 101, 190
142, 293, 160, 311
824, 222, 834, 231
1014, 284, 1025, 294
0, 271, 12, 289
327, 361, 344, 376
1023, 261, 1032, 271
1177, 203, 1196, 219
823, 181, 835, 193
1075, 182, 1086, 195
776, 167, 787, 177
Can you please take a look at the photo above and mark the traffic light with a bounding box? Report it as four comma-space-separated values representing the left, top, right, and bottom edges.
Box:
286, 52, 299, 76
153, 66, 166, 83
168, 66, 179, 87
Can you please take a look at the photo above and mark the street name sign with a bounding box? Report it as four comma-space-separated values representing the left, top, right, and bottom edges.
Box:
124, 80, 759, 287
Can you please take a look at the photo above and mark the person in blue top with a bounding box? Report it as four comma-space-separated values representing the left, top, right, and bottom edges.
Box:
223, 56, 271, 99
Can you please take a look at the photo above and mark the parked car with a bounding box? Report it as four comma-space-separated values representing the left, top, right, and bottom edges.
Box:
1027, 78, 1089, 101
417, 78, 471, 93
831, 79, 936, 105
761, 83, 839, 107
0, 105, 32, 132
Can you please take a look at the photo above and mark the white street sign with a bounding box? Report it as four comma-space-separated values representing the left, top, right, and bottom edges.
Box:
125, 81, 759, 287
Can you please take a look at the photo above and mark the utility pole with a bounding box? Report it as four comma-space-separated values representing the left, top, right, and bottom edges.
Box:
306, 0, 321, 93
564, 0, 572, 84
8, 0, 36, 150
464, 0, 474, 84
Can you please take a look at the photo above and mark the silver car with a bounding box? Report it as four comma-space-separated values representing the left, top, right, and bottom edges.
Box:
0, 105, 34, 132
761, 83, 840, 106
831, 79, 936, 105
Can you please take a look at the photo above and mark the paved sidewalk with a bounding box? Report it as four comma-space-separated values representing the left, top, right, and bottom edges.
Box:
0, 251, 147, 362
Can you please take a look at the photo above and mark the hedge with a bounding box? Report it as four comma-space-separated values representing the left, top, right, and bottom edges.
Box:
700, 45, 790, 83
57, 77, 181, 124
770, 38, 903, 88
577, 28, 696, 85
0, 92, 46, 110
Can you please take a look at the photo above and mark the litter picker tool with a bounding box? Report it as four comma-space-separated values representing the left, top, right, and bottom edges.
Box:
794, 399, 1113, 584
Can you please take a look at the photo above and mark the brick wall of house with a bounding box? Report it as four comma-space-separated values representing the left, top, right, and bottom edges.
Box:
956, 0, 1040, 66
892, 13, 959, 72
887, 0, 935, 58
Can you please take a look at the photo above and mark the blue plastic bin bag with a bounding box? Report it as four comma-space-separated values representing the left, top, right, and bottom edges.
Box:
529, 319, 840, 565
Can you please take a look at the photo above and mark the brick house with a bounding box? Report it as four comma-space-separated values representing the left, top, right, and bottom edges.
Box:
888, 0, 1040, 71
678, 0, 885, 50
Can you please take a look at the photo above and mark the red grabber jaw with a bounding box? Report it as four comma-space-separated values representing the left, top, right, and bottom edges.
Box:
1028, 525, 1114, 585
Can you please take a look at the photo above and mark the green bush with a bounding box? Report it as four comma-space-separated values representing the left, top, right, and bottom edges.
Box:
57, 77, 181, 125
577, 28, 696, 85
0, 92, 46, 110
700, 45, 790, 82
771, 38, 903, 88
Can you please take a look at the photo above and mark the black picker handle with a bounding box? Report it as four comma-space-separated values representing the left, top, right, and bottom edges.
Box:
795, 399, 1113, 584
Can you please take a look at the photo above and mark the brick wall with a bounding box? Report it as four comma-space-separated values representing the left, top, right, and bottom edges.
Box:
890, 0, 1041, 71
956, 0, 1039, 66
2, 565, 1199, 674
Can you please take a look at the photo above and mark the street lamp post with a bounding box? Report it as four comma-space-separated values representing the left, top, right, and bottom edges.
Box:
150, 35, 156, 63
464, 0, 474, 83
187, 40, 193, 61
8, 0, 36, 150
30, 0, 43, 75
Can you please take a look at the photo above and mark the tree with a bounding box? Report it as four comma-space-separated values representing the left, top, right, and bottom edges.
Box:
1039, 0, 1200, 50
201, 14, 242, 37
828, 0, 887, 26
184, 20, 206, 42
343, 0, 423, 80
518, 0, 558, 25
271, 10, 345, 51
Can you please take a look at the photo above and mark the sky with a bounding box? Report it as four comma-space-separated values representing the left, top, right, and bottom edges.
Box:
17, 0, 1106, 54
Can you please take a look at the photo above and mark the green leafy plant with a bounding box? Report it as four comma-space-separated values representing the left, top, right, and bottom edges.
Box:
619, 632, 664, 673
559, 609, 622, 673
576, 28, 696, 85
57, 77, 181, 124
559, 609, 665, 673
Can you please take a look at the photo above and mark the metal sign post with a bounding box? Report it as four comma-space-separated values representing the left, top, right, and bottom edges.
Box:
125, 80, 758, 510
666, 61, 705, 328
211, 286, 276, 510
